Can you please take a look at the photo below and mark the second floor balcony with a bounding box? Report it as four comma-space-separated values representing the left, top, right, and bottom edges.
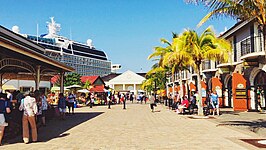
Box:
240, 36, 265, 60
202, 60, 217, 73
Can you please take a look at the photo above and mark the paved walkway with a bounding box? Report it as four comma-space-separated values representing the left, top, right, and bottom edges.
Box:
1, 103, 264, 150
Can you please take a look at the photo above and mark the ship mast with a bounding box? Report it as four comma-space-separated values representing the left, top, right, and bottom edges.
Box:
46, 17, 61, 37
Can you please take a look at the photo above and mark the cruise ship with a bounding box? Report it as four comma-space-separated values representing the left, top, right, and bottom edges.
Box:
13, 17, 111, 76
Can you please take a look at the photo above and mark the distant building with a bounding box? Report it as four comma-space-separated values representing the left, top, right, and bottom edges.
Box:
102, 70, 146, 95
111, 64, 121, 73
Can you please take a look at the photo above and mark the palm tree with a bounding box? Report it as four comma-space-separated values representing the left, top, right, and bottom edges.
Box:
83, 80, 92, 90
182, 27, 231, 115
162, 35, 191, 100
142, 64, 166, 93
148, 36, 176, 97
186, 0, 266, 60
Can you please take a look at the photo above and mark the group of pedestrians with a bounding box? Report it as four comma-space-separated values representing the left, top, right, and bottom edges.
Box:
0, 89, 67, 145
190, 90, 220, 116
164, 90, 220, 116
204, 90, 219, 116
168, 93, 190, 114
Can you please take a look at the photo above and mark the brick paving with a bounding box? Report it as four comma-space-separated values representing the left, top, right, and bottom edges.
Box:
1, 103, 264, 150
211, 108, 266, 137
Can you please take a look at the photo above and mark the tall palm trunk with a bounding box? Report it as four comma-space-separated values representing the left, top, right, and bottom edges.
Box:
172, 73, 175, 98
179, 70, 183, 101
196, 64, 203, 116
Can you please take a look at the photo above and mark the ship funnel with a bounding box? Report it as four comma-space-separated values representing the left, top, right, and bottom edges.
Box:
12, 26, 20, 33
87, 39, 93, 48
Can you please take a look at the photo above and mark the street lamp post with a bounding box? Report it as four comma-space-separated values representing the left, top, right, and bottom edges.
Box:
108, 99, 111, 109
154, 80, 157, 103
108, 93, 111, 109
123, 98, 126, 109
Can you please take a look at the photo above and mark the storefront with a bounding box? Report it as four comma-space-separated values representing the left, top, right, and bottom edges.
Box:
232, 72, 248, 111
248, 67, 266, 111
211, 77, 223, 107
254, 70, 266, 111
223, 74, 233, 108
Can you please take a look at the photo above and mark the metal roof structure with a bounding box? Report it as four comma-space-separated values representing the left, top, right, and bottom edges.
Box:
0, 25, 74, 90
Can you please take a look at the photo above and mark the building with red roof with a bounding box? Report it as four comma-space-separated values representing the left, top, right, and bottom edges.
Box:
80, 76, 106, 92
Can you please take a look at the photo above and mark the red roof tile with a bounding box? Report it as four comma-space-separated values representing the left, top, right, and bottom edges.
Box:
89, 85, 105, 92
80, 76, 99, 84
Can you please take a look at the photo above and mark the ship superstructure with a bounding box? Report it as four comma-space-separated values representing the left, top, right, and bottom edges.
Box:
18, 17, 111, 76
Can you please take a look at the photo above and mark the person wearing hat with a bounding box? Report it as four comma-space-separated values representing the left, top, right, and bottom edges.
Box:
19, 91, 38, 144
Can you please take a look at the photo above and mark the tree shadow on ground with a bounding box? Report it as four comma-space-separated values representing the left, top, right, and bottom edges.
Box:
217, 119, 266, 133
5, 112, 104, 144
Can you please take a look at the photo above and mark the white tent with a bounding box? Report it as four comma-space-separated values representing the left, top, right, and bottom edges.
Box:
65, 84, 82, 89
50, 87, 69, 92
77, 89, 90, 93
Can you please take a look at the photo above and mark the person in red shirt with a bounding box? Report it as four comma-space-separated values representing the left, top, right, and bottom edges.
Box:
178, 96, 189, 114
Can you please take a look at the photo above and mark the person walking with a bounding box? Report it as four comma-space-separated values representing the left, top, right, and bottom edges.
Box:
58, 93, 66, 120
130, 93, 134, 103
0, 93, 11, 146
67, 92, 75, 114
168, 94, 173, 110
41, 93, 48, 126
210, 90, 219, 116
19, 91, 38, 144
150, 93, 156, 112
121, 94, 126, 109
90, 93, 95, 108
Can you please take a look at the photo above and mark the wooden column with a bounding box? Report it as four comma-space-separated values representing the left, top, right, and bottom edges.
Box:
60, 72, 65, 93
35, 65, 41, 90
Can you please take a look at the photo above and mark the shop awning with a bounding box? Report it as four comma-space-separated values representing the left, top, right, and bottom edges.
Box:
51, 86, 69, 92
77, 89, 90, 93
2, 85, 17, 91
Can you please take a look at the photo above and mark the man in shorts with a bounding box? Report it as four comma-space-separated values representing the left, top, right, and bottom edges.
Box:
58, 93, 66, 120
211, 90, 219, 116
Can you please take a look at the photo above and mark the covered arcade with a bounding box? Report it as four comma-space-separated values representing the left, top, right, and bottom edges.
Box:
0, 25, 74, 92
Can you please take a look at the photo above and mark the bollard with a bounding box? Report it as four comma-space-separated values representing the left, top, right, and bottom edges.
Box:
123, 100, 126, 109
108, 100, 111, 109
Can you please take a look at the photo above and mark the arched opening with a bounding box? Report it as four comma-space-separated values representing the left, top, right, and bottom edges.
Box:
227, 76, 232, 107
254, 71, 266, 111
0, 58, 36, 90
207, 78, 212, 92
223, 74, 232, 107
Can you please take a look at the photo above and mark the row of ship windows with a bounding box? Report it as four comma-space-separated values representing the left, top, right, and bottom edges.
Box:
76, 68, 110, 76
64, 60, 110, 68
63, 55, 108, 64
77, 70, 109, 76
66, 63, 110, 74
62, 56, 110, 68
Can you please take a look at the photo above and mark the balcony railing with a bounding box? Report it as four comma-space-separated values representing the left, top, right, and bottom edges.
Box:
202, 60, 211, 70
241, 36, 263, 56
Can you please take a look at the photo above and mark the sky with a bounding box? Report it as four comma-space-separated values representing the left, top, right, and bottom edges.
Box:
0, 0, 236, 73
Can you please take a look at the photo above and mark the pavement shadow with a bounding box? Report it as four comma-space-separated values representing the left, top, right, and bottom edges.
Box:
220, 110, 240, 115
6, 112, 104, 144
217, 119, 266, 133
153, 110, 161, 113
